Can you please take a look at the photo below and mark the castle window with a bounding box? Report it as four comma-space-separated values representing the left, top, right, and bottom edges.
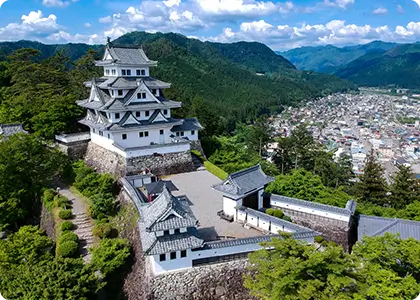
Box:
115, 113, 120, 119
136, 111, 140, 117
152, 89, 157, 95
99, 131, 103, 136
122, 134, 127, 140
145, 131, 149, 137
141, 69, 146, 76
111, 69, 116, 75
136, 70, 141, 76
163, 109, 168, 115
137, 93, 141, 99
164, 230, 169, 235
107, 134, 110, 139
121, 69, 126, 76
174, 228, 180, 234
105, 69, 110, 75
180, 132, 185, 137
111, 90, 114, 96
160, 129, 164, 135
139, 132, 144, 138
126, 69, 131, 76
142, 92, 146, 99
191, 130, 195, 135
145, 111, 150, 117
92, 128, 96, 133
118, 90, 123, 96
159, 254, 166, 262
181, 250, 187, 258
170, 252, 177, 260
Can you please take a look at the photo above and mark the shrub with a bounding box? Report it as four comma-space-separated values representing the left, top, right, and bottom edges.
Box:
314, 236, 324, 243
273, 209, 284, 219
89, 194, 116, 219
55, 195, 70, 208
266, 208, 275, 216
90, 238, 131, 277
321, 240, 329, 247
282, 215, 292, 222
58, 231, 79, 244
56, 241, 79, 258
58, 209, 72, 220
60, 221, 74, 231
92, 223, 112, 239
96, 213, 107, 221
43, 189, 56, 203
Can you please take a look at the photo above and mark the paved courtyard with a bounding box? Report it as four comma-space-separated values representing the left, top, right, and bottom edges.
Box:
166, 170, 263, 242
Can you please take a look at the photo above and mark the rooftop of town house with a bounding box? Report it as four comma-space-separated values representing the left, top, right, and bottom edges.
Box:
212, 164, 274, 199
0, 123, 27, 137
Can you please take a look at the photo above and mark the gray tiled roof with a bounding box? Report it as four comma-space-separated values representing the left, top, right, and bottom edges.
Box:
358, 215, 420, 241
213, 165, 274, 198
141, 186, 197, 232
171, 118, 204, 132
144, 180, 178, 195
205, 231, 317, 249
140, 227, 203, 255
0, 123, 27, 137
271, 194, 356, 217
98, 45, 157, 66
97, 77, 170, 90
238, 206, 316, 233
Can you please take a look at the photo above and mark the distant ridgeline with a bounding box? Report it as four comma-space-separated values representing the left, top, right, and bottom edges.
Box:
0, 32, 357, 125
280, 41, 420, 89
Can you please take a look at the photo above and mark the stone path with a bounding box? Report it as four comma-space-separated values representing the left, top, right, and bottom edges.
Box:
60, 188, 95, 263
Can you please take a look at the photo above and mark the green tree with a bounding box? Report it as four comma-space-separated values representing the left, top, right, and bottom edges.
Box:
389, 165, 420, 209
90, 238, 131, 277
358, 153, 388, 205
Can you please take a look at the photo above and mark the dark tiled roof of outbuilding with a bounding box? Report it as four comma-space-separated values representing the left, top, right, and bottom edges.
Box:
271, 194, 356, 216
0, 123, 27, 137
144, 180, 178, 195
358, 215, 420, 241
213, 165, 274, 198
171, 118, 204, 132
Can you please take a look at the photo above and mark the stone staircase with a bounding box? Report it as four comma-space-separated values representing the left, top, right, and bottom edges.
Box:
72, 211, 95, 263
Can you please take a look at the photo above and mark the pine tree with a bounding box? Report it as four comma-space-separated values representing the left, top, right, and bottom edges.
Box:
359, 153, 388, 205
389, 165, 420, 209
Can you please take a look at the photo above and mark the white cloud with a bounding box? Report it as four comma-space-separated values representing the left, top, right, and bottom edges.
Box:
42, 0, 70, 8
397, 4, 404, 14
99, 16, 113, 24
373, 7, 388, 15
322, 0, 354, 9
84, 23, 92, 28
163, 0, 181, 7
47, 31, 103, 44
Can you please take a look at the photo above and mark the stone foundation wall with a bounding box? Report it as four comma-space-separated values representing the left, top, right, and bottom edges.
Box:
39, 203, 56, 241
151, 260, 256, 300
126, 150, 195, 176
56, 141, 89, 160
281, 208, 351, 249
84, 142, 126, 176
190, 140, 206, 159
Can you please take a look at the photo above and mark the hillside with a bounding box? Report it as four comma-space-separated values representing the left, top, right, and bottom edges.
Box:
0, 32, 357, 130
280, 41, 398, 72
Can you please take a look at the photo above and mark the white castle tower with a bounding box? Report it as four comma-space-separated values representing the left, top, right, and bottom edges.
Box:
76, 43, 203, 159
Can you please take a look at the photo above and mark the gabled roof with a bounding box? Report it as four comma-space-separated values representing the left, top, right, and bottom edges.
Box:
141, 186, 197, 232
144, 180, 178, 196
271, 194, 356, 217
97, 77, 171, 90
96, 44, 157, 66
358, 215, 420, 241
0, 123, 27, 137
213, 165, 274, 198
171, 118, 204, 132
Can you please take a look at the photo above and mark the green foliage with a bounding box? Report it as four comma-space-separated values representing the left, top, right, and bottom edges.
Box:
58, 231, 79, 244
92, 222, 113, 239
267, 169, 351, 207
0, 134, 70, 231
90, 238, 131, 277
56, 241, 79, 258
272, 209, 284, 219
389, 165, 420, 209
358, 154, 388, 205
245, 233, 420, 300
58, 209, 72, 220
0, 226, 102, 299
266, 208, 275, 216
89, 194, 117, 219
314, 235, 324, 243
282, 215, 292, 222
43, 188, 56, 203
60, 221, 73, 231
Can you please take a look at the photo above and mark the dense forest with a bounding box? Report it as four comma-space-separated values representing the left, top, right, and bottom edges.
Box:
281, 41, 420, 89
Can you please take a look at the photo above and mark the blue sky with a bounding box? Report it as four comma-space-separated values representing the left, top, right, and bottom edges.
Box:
0, 0, 419, 50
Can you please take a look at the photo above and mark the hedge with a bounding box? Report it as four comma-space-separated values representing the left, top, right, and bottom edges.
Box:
58, 231, 79, 244
58, 209, 73, 220
60, 221, 74, 231
56, 241, 79, 258
273, 209, 284, 219
92, 223, 113, 239
314, 236, 324, 243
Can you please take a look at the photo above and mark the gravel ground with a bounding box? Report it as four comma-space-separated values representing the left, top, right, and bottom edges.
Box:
166, 171, 263, 241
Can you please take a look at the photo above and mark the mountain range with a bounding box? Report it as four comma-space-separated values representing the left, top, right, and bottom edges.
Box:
280, 41, 420, 89
0, 32, 356, 126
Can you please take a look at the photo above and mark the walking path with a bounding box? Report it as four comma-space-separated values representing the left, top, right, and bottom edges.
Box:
60, 188, 95, 263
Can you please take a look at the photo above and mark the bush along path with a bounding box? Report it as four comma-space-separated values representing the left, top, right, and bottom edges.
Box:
59, 188, 96, 263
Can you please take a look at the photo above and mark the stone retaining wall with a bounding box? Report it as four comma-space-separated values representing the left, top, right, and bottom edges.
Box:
84, 142, 126, 176
151, 260, 256, 300
190, 140, 206, 159
39, 203, 56, 241
56, 141, 89, 160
